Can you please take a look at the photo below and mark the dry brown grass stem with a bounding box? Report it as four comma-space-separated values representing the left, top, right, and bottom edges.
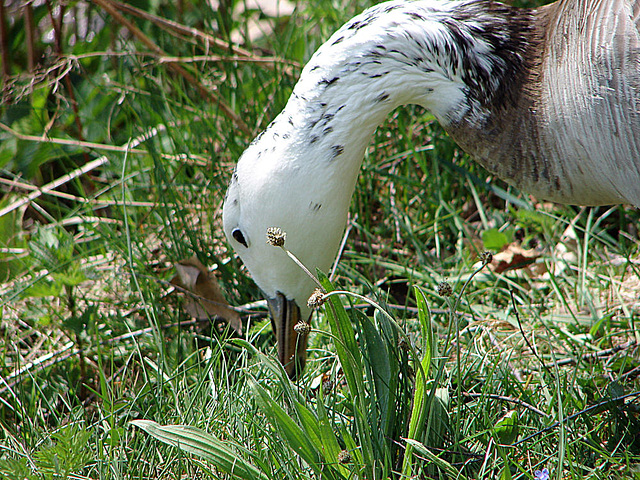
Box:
0, 120, 199, 217
0, 121, 209, 167
89, 0, 251, 135
108, 0, 251, 57
0, 177, 203, 210
107, 0, 300, 72
0, 155, 109, 218
0, 317, 213, 397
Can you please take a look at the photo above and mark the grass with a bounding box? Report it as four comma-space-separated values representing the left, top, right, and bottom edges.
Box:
1, 0, 639, 478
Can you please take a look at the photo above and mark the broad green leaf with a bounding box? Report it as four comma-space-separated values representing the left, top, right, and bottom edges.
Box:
21, 279, 63, 299
316, 272, 375, 469
292, 400, 323, 449
402, 286, 435, 476
482, 228, 512, 251
316, 391, 348, 474
52, 268, 86, 288
249, 379, 327, 475
360, 311, 393, 436
131, 420, 267, 480
317, 272, 363, 394
493, 410, 519, 445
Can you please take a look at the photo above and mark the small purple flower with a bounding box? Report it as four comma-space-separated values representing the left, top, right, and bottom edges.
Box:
534, 468, 550, 480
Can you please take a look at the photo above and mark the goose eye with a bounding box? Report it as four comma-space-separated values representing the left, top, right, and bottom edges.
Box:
232, 228, 248, 248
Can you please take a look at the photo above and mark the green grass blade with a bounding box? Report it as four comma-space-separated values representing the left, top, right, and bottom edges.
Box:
402, 286, 435, 476
359, 310, 395, 446
404, 438, 469, 480
317, 272, 363, 393
249, 378, 342, 479
316, 273, 375, 471
361, 312, 393, 416
131, 420, 268, 480
316, 390, 350, 475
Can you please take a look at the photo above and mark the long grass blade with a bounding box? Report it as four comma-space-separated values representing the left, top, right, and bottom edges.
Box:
404, 438, 469, 480
131, 420, 268, 479
249, 378, 343, 479
402, 286, 435, 476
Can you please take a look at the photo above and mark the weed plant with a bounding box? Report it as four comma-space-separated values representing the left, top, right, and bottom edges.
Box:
1, 0, 639, 479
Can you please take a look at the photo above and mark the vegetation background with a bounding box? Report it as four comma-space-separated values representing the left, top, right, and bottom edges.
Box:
0, 0, 638, 478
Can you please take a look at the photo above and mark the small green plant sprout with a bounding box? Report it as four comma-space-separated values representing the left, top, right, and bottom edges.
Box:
492, 410, 519, 445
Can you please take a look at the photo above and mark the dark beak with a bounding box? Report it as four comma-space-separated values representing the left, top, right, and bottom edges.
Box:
266, 292, 310, 380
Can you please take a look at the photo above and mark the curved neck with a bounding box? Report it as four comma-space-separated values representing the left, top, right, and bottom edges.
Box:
268, 0, 537, 179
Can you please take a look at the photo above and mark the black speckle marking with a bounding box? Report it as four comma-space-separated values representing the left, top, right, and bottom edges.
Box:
319, 113, 335, 127
389, 48, 409, 59
331, 35, 345, 46
251, 130, 265, 145
319, 76, 340, 87
323, 126, 334, 135
232, 228, 248, 248
541, 163, 550, 181
310, 65, 321, 71
331, 145, 344, 159
348, 19, 364, 31
288, 116, 294, 126
407, 11, 426, 21
309, 202, 322, 212
310, 135, 319, 144
375, 92, 390, 103
283, 133, 290, 139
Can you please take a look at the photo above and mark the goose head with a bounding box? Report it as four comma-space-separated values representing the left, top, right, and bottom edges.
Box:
223, 0, 640, 378
222, 111, 358, 378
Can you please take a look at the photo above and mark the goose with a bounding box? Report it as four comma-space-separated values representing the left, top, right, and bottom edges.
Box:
222, 0, 640, 379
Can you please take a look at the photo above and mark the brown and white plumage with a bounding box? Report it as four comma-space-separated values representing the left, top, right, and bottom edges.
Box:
450, 0, 640, 206
223, 0, 640, 378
